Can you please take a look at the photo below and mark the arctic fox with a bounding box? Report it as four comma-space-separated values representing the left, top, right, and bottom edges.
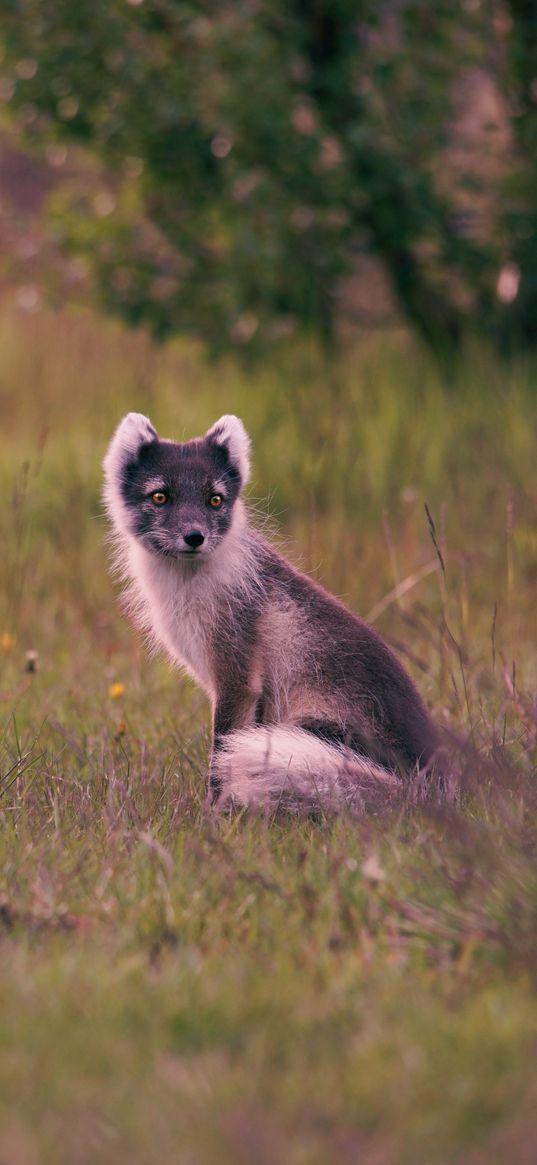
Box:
103, 413, 439, 811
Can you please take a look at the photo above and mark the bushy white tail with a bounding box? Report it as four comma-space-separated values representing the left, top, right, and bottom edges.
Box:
213, 726, 402, 813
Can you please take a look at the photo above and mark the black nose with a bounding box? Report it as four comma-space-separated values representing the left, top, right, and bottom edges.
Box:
183, 530, 205, 550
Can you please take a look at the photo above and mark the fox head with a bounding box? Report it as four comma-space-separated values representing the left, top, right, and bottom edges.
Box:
103, 413, 251, 560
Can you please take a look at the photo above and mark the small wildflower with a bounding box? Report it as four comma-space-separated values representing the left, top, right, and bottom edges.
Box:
0, 632, 15, 652
113, 720, 127, 743
109, 681, 125, 700
361, 854, 385, 884
24, 649, 38, 674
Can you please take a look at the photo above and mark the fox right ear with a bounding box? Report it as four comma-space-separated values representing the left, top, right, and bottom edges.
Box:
103, 412, 157, 481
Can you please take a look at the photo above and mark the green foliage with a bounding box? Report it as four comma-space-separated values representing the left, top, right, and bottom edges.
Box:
1, 1, 535, 357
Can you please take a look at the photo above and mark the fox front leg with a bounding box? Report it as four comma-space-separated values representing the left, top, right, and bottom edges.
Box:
209, 684, 261, 803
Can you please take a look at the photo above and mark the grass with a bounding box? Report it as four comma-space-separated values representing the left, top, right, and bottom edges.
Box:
1, 303, 537, 1163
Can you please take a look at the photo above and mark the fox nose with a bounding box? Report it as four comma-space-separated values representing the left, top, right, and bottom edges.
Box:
183, 530, 205, 550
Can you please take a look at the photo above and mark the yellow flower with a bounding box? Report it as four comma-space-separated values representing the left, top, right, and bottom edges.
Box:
109, 681, 125, 700
0, 632, 15, 652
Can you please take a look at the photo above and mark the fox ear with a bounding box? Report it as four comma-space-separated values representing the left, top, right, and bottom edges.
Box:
103, 412, 157, 479
103, 413, 158, 530
206, 414, 251, 486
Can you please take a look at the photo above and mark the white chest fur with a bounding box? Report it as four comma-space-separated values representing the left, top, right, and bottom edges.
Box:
114, 504, 259, 702
127, 542, 216, 696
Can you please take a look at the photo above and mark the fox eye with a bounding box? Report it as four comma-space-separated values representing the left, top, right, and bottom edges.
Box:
151, 491, 167, 506
209, 494, 223, 509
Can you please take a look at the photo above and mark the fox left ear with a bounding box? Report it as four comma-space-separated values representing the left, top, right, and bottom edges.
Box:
206, 414, 251, 486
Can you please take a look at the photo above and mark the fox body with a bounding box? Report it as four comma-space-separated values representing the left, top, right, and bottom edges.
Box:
104, 413, 438, 810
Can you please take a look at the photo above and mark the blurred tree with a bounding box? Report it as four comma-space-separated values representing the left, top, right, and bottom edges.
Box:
499, 0, 537, 348
0, 0, 532, 357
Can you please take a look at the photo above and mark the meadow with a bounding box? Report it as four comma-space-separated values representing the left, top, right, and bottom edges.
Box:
1, 303, 536, 1164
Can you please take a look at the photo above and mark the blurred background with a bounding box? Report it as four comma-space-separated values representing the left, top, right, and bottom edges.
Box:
1, 13, 537, 1162
0, 0, 536, 360
1, 0, 536, 699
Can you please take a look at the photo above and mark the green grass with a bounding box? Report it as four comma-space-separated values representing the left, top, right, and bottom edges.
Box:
1, 304, 537, 1163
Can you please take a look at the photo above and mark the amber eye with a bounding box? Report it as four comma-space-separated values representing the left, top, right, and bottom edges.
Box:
151, 491, 167, 506
209, 494, 223, 509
